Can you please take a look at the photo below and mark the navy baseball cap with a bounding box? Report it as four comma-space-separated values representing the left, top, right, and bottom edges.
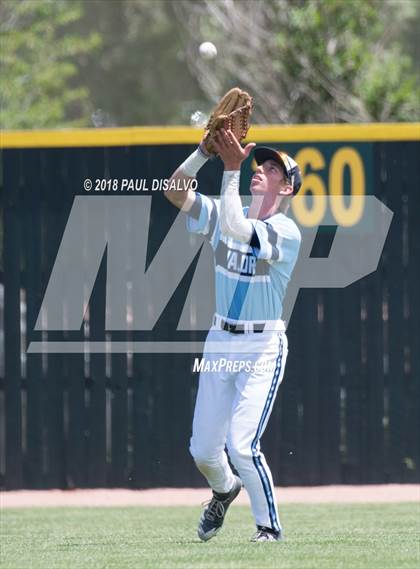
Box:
254, 147, 302, 195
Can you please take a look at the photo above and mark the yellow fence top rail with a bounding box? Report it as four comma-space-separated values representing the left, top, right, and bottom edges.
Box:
1, 123, 419, 148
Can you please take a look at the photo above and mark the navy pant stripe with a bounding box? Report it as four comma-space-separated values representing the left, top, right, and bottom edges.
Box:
251, 336, 284, 531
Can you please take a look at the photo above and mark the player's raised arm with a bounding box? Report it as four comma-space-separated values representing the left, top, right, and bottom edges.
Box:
164, 142, 210, 211
165, 87, 252, 212
212, 129, 256, 242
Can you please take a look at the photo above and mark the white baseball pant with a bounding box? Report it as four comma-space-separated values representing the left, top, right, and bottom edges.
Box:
190, 327, 288, 533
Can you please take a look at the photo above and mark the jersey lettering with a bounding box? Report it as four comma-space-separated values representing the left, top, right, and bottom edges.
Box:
226, 249, 257, 276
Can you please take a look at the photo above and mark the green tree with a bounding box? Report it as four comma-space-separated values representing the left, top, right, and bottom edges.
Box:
172, 0, 420, 123
0, 0, 100, 129
1, 0, 418, 129
77, 0, 205, 127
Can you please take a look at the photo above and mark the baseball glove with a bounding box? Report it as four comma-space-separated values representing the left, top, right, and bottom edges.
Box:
203, 87, 253, 155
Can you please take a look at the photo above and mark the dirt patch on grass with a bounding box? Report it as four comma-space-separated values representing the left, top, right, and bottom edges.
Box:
2, 484, 419, 508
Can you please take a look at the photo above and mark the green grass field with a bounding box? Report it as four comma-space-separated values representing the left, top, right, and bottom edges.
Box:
1, 503, 419, 569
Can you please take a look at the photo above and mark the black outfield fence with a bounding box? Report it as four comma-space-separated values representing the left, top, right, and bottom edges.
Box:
1, 124, 419, 489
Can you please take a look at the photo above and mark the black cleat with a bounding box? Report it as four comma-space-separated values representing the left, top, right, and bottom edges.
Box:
197, 475, 242, 541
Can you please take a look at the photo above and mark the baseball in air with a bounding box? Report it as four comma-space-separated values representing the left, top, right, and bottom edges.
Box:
199, 41, 217, 60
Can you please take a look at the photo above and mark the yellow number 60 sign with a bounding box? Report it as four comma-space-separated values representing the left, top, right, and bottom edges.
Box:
292, 147, 365, 227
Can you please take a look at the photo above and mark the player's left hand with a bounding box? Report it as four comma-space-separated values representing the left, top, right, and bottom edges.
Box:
213, 129, 256, 171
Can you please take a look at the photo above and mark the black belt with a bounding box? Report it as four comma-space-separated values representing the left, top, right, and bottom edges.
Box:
215, 317, 265, 334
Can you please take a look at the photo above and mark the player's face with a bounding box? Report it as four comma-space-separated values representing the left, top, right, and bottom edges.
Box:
250, 160, 287, 197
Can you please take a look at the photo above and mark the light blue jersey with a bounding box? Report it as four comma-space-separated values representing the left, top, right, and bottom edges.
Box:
187, 193, 301, 322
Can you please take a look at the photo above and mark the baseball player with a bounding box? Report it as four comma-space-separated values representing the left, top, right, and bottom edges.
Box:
164, 129, 302, 542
